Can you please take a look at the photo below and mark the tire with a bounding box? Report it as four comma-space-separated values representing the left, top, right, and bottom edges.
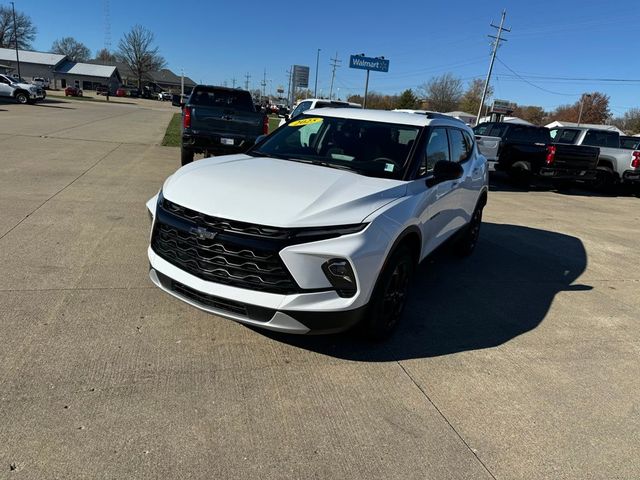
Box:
15, 92, 28, 104
181, 147, 194, 166
593, 166, 615, 192
453, 205, 483, 257
362, 245, 414, 340
507, 161, 531, 187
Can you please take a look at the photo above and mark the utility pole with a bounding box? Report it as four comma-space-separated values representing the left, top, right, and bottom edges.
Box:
329, 52, 341, 100
476, 10, 510, 125
244, 73, 251, 91
286, 67, 293, 106
314, 48, 321, 97
181, 68, 184, 98
10, 2, 21, 79
577, 93, 591, 126
231, 77, 237, 88
261, 68, 267, 102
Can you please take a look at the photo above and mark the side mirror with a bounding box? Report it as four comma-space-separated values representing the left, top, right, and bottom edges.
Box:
425, 160, 463, 188
284, 114, 291, 122
254, 134, 267, 144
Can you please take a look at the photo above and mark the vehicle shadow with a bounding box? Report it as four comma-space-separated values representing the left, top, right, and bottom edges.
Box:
489, 171, 636, 197
258, 222, 591, 361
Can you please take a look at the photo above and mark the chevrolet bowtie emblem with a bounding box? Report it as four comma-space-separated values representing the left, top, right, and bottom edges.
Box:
190, 226, 217, 240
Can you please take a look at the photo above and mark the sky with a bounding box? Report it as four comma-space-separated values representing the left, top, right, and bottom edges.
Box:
15, 0, 640, 116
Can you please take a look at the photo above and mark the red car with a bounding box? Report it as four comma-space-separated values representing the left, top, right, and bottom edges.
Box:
64, 86, 83, 97
116, 88, 127, 97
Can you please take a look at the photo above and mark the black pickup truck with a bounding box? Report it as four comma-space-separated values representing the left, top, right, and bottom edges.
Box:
474, 122, 600, 186
179, 85, 268, 165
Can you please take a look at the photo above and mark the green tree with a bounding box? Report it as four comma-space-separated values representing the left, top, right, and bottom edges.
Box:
0, 6, 36, 49
418, 73, 463, 112
51, 37, 90, 62
512, 105, 546, 125
396, 89, 419, 109
117, 25, 166, 90
459, 78, 493, 116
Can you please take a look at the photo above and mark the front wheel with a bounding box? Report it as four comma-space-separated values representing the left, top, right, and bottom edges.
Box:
453, 205, 483, 257
15, 92, 28, 104
180, 147, 194, 166
363, 246, 414, 340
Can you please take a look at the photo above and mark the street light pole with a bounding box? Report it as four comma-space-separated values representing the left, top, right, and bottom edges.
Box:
314, 48, 320, 97
10, 2, 21, 80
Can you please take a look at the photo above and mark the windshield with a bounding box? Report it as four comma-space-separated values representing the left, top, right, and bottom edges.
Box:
188, 87, 255, 111
249, 115, 420, 180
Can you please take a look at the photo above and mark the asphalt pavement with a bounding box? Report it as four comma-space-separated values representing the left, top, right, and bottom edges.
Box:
0, 96, 638, 479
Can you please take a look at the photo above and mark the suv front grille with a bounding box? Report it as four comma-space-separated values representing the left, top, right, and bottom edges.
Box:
151, 202, 301, 294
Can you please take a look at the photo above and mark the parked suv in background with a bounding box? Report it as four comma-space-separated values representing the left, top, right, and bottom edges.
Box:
279, 98, 362, 127
147, 109, 488, 338
0, 74, 46, 104
32, 77, 50, 89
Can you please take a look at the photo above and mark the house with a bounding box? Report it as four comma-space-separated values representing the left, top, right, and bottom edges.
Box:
89, 59, 196, 93
444, 111, 477, 126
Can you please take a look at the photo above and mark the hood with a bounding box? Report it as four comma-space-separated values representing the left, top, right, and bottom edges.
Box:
162, 154, 407, 227
14, 82, 36, 90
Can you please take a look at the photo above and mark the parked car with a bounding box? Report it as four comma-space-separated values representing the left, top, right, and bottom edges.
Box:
32, 77, 50, 89
128, 89, 140, 97
179, 85, 268, 165
115, 88, 127, 97
548, 127, 640, 188
279, 98, 362, 127
0, 74, 46, 104
146, 109, 488, 338
619, 135, 640, 150
474, 122, 600, 187
64, 86, 83, 97
158, 91, 172, 101
96, 85, 109, 95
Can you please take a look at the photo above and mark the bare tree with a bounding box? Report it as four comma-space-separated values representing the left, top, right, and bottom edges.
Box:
117, 25, 166, 90
419, 73, 463, 112
458, 78, 493, 116
0, 6, 36, 49
95, 48, 116, 64
51, 37, 90, 62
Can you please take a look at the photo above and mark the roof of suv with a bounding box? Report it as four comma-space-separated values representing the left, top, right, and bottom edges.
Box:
304, 107, 467, 128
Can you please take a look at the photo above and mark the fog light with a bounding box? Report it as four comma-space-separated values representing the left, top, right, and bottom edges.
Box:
322, 258, 357, 298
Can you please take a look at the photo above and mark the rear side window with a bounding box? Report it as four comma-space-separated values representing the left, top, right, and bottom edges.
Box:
449, 128, 471, 162
620, 137, 640, 149
189, 88, 255, 111
420, 127, 449, 175
554, 129, 580, 144
583, 130, 619, 148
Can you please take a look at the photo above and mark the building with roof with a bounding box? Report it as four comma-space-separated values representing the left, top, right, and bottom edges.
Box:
54, 60, 121, 92
0, 47, 66, 81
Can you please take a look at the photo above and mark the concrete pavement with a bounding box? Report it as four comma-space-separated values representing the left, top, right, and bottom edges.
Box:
0, 97, 638, 479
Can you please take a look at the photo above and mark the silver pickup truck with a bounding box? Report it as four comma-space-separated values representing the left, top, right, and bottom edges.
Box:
549, 127, 640, 187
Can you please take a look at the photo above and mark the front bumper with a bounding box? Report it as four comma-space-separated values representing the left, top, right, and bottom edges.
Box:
149, 267, 366, 334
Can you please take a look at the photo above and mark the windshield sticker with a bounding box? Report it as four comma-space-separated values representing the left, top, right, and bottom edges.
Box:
289, 117, 323, 127
384, 163, 395, 172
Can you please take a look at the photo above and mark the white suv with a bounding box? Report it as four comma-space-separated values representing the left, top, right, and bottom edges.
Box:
147, 109, 488, 338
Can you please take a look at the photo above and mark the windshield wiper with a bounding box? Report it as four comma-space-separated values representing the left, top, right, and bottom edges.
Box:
247, 150, 291, 160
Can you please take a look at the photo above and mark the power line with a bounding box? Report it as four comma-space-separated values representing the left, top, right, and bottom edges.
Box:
495, 57, 579, 96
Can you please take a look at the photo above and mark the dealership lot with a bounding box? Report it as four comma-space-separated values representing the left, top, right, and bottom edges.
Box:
1, 99, 639, 479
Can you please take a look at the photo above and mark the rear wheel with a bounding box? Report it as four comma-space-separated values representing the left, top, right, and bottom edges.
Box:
180, 147, 194, 166
363, 246, 414, 340
593, 165, 615, 192
15, 92, 28, 104
508, 161, 532, 187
